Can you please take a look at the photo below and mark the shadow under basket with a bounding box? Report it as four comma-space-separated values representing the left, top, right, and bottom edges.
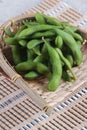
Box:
0, 14, 87, 109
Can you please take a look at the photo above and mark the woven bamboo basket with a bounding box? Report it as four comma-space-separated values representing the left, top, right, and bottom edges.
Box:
0, 0, 87, 129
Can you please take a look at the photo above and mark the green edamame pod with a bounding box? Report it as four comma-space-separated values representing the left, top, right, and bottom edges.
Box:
4, 37, 17, 45
35, 12, 46, 24
27, 38, 51, 49
55, 35, 63, 49
19, 40, 27, 47
15, 25, 26, 36
33, 55, 43, 63
66, 54, 73, 67
64, 27, 83, 42
31, 30, 55, 39
56, 48, 76, 80
17, 24, 55, 39
4, 29, 14, 37
68, 26, 78, 32
34, 52, 48, 64
77, 41, 82, 49
43, 38, 62, 91
62, 70, 72, 82
5, 25, 27, 44
42, 14, 61, 26
36, 62, 49, 74
61, 21, 69, 27
27, 49, 35, 60
24, 71, 39, 79
41, 43, 49, 61
55, 29, 82, 66
23, 21, 39, 27
15, 60, 36, 72
27, 39, 43, 49
5, 25, 26, 44
11, 45, 21, 65
32, 46, 41, 56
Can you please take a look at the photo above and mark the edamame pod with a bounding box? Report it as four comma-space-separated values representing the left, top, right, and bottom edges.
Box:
68, 26, 78, 32
66, 54, 73, 67
63, 70, 72, 82
35, 12, 46, 24
18, 24, 54, 39
27, 39, 43, 49
43, 38, 62, 91
27, 38, 51, 49
15, 25, 26, 36
4, 37, 17, 45
77, 41, 82, 49
23, 21, 39, 27
55, 35, 63, 49
19, 40, 27, 47
15, 60, 36, 71
11, 45, 21, 65
32, 46, 41, 56
24, 71, 39, 79
64, 27, 83, 42
36, 62, 49, 75
27, 49, 35, 60
31, 30, 55, 39
55, 29, 82, 66
42, 14, 61, 26
33, 55, 43, 63
56, 48, 76, 80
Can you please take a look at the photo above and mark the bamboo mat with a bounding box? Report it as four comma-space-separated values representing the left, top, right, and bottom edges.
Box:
0, 71, 87, 130
0, 0, 87, 129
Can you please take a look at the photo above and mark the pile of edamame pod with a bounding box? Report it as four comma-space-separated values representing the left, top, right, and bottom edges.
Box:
4, 12, 83, 91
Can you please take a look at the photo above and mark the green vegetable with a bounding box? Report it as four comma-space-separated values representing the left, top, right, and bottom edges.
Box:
42, 14, 61, 26
43, 38, 62, 91
19, 40, 27, 47
15, 60, 36, 72
15, 25, 26, 36
63, 70, 72, 82
56, 48, 76, 80
27, 39, 43, 49
23, 21, 39, 27
64, 27, 83, 42
55, 29, 82, 66
55, 35, 63, 49
4, 37, 17, 45
17, 24, 54, 39
35, 12, 46, 24
66, 54, 73, 67
31, 30, 55, 39
33, 55, 43, 63
77, 41, 82, 49
24, 71, 39, 79
11, 45, 21, 65
32, 46, 41, 56
27, 49, 35, 60
36, 62, 49, 75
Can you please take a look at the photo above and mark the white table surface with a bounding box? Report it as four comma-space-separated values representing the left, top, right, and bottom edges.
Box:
0, 0, 87, 24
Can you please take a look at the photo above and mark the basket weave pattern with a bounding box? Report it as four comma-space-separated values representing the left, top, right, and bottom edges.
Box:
0, 0, 87, 129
